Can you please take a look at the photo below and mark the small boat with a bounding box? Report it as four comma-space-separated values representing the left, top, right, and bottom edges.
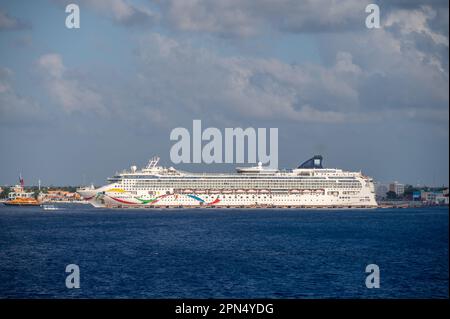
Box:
41, 204, 60, 211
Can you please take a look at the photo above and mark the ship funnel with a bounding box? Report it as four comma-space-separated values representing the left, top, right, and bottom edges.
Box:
298, 155, 323, 169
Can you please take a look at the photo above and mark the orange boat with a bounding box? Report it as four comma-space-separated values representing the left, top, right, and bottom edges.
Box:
3, 197, 40, 206
3, 175, 40, 206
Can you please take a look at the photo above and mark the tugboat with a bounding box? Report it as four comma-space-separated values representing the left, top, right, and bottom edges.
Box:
3, 175, 40, 206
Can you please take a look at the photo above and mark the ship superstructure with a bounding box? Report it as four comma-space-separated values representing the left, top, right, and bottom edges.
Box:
77, 156, 377, 208
3, 175, 40, 206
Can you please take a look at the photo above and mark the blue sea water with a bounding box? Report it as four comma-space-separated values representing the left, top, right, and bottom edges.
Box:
0, 205, 448, 299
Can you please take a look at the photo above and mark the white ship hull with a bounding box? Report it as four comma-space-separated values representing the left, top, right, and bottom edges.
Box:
77, 156, 378, 209
78, 188, 377, 209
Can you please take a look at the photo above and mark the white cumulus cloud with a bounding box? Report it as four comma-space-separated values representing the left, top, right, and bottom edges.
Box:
36, 54, 105, 114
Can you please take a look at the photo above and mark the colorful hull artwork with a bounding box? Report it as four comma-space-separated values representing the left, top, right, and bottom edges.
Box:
98, 188, 221, 207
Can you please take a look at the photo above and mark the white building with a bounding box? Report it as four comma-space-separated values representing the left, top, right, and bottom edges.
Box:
421, 190, 449, 205
389, 182, 405, 196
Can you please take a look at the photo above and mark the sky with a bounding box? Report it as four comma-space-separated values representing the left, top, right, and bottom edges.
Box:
0, 0, 448, 187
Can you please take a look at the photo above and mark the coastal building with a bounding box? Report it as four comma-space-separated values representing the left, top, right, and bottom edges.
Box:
40, 190, 82, 202
375, 184, 388, 199
420, 190, 449, 205
389, 182, 405, 196
436, 193, 449, 205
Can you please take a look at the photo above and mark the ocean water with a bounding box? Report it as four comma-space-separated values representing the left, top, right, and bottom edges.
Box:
0, 204, 448, 299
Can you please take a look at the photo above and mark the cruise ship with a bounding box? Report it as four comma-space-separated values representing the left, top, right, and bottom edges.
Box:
77, 156, 377, 209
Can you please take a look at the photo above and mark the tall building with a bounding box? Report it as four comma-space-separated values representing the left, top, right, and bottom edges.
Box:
389, 182, 405, 196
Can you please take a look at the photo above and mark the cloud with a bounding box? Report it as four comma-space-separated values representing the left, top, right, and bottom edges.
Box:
321, 6, 449, 112
37, 54, 65, 77
382, 5, 449, 75
0, 67, 44, 126
89, 0, 157, 26
154, 0, 450, 58
134, 27, 448, 128
156, 0, 373, 37
385, 6, 448, 46
0, 9, 30, 31
52, 0, 157, 27
27, 2, 448, 130
36, 54, 105, 114
130, 34, 372, 125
